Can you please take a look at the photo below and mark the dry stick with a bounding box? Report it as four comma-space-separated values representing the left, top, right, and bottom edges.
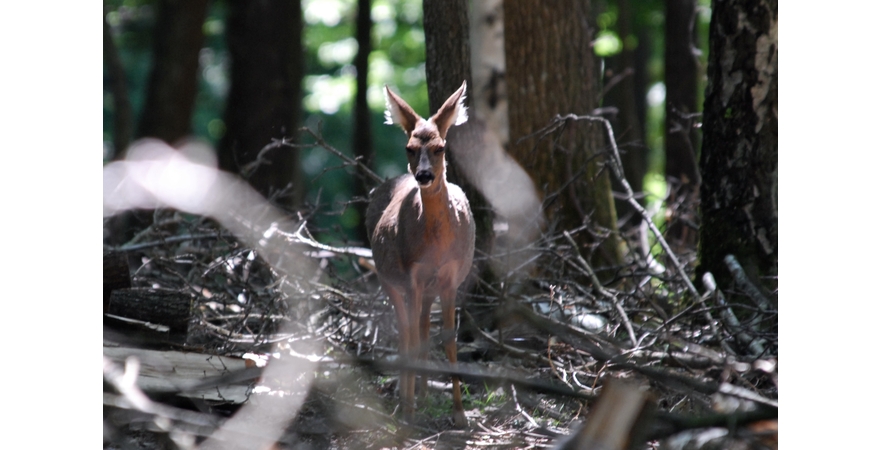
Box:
556, 114, 719, 336
723, 254, 774, 312
102, 356, 271, 443
278, 220, 374, 258
562, 230, 638, 349
297, 126, 384, 185
116, 232, 235, 252
462, 309, 567, 371
702, 272, 767, 358
511, 384, 540, 428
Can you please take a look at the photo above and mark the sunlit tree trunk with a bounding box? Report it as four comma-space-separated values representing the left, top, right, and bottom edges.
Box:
504, 0, 622, 266
423, 0, 495, 280
469, 0, 507, 148
219, 0, 304, 208
699, 0, 777, 289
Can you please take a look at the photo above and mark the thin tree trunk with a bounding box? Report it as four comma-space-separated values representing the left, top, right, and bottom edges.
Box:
423, 0, 496, 270
469, 0, 507, 148
665, 0, 701, 250
103, 13, 132, 159
138, 0, 209, 143
699, 0, 777, 289
352, 0, 373, 244
665, 0, 700, 186
604, 0, 647, 226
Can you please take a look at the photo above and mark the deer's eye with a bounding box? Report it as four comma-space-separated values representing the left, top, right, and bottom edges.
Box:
406, 147, 417, 156
433, 145, 446, 155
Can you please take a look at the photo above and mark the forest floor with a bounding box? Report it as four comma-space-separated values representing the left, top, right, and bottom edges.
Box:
103, 187, 777, 450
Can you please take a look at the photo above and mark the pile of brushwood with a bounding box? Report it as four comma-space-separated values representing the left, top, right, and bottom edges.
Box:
103, 129, 776, 450
103, 195, 776, 450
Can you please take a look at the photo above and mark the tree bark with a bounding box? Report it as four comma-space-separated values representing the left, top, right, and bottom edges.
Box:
699, 0, 777, 289
665, 0, 701, 249
103, 13, 132, 159
138, 0, 209, 144
504, 0, 622, 266
105, 288, 194, 334
423, 0, 496, 274
469, 0, 508, 148
603, 0, 647, 226
352, 0, 373, 245
219, 0, 304, 209
665, 0, 700, 186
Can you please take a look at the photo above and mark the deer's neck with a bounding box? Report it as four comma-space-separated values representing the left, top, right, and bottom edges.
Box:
419, 177, 450, 215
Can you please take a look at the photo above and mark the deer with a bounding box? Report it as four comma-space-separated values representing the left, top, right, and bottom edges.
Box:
365, 81, 473, 427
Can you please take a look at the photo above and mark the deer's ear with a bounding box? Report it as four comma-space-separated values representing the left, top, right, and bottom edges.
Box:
384, 86, 421, 135
431, 81, 468, 139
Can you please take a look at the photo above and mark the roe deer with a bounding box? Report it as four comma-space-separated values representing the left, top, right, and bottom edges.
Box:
365, 81, 473, 427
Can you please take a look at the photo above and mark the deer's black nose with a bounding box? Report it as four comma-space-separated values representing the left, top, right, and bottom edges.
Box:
415, 170, 435, 185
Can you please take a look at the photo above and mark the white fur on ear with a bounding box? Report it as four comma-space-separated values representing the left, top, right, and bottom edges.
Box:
453, 84, 468, 127
384, 87, 402, 125
383, 85, 422, 133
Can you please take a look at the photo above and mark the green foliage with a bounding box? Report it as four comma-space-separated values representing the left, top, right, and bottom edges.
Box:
103, 0, 712, 246
594, 31, 623, 57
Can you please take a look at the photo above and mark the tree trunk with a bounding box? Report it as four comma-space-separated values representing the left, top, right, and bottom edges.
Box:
424, 0, 543, 288
352, 0, 373, 245
138, 0, 209, 144
603, 0, 647, 226
664, 0, 701, 251
504, 0, 622, 266
423, 0, 496, 284
103, 13, 132, 159
469, 0, 508, 148
219, 0, 304, 209
699, 0, 777, 289
665, 0, 700, 187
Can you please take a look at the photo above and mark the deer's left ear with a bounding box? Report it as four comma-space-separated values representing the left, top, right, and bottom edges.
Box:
431, 81, 468, 139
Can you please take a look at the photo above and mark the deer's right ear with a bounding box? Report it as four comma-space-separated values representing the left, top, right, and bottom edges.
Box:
384, 86, 421, 135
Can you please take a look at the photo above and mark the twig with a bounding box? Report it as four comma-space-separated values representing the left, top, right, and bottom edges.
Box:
562, 230, 637, 348
511, 384, 540, 428
702, 272, 767, 358
723, 254, 774, 312
116, 232, 234, 252
276, 220, 374, 258
558, 114, 721, 336
298, 125, 384, 185
462, 309, 566, 371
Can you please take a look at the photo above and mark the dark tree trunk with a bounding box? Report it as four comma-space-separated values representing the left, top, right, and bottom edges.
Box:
423, 0, 496, 271
603, 0, 647, 226
352, 0, 373, 245
665, 0, 700, 186
665, 0, 701, 249
104, 13, 132, 159
504, 0, 622, 266
699, 0, 777, 289
633, 27, 650, 135
219, 0, 304, 209
138, 0, 209, 143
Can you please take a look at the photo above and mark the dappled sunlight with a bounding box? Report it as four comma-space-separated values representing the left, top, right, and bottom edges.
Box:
102, 0, 777, 446
303, 0, 348, 27
104, 139, 321, 448
304, 75, 355, 114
